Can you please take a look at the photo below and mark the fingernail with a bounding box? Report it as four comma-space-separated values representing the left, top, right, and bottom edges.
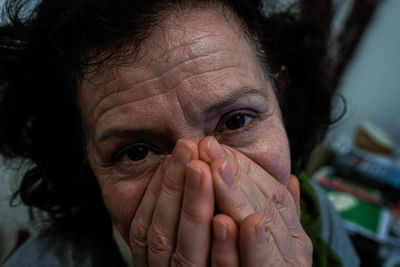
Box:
186, 163, 202, 190
207, 137, 225, 158
213, 219, 227, 242
255, 223, 266, 243
173, 141, 192, 164
219, 160, 235, 187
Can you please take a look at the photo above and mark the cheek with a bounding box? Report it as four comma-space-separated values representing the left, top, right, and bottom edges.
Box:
99, 177, 149, 242
243, 127, 291, 186
259, 144, 291, 186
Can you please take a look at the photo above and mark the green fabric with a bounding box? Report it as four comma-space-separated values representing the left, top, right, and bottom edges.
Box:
298, 173, 343, 267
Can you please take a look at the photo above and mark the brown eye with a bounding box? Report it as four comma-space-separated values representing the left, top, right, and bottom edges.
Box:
112, 142, 161, 165
126, 144, 149, 161
224, 113, 252, 130
112, 143, 155, 163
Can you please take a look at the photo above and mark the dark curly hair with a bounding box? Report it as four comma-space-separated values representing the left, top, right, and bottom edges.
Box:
0, 0, 353, 251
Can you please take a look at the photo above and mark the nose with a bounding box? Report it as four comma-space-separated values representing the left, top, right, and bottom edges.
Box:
167, 119, 212, 147
175, 133, 205, 144
168, 126, 215, 157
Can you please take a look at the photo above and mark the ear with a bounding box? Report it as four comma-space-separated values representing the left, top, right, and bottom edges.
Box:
273, 65, 291, 93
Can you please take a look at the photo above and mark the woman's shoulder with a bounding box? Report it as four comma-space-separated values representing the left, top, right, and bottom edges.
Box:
308, 178, 360, 267
3, 234, 91, 267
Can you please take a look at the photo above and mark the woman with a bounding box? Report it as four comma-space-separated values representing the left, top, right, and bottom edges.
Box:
0, 0, 359, 266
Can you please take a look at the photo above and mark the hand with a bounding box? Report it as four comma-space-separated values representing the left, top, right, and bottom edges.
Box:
128, 139, 215, 266
200, 136, 313, 266
211, 213, 295, 266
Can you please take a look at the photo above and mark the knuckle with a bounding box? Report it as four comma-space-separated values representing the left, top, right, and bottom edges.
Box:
230, 200, 251, 222
297, 230, 313, 251
265, 232, 276, 252
182, 203, 207, 224
299, 252, 313, 267
304, 234, 313, 252
147, 181, 161, 199
147, 225, 173, 256
262, 204, 278, 225
171, 252, 198, 267
223, 147, 240, 176
285, 257, 300, 267
232, 158, 241, 179
162, 172, 183, 197
270, 259, 287, 267
297, 234, 313, 266
221, 145, 235, 158
130, 220, 148, 250
271, 183, 291, 210
244, 159, 255, 176
211, 252, 233, 267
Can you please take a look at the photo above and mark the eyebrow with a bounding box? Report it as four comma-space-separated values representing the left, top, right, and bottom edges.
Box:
204, 87, 269, 117
97, 128, 171, 147
97, 87, 269, 145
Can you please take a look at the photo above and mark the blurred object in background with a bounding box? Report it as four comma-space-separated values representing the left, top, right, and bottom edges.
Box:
334, 148, 400, 194
355, 121, 396, 157
309, 123, 400, 266
323, 2, 400, 258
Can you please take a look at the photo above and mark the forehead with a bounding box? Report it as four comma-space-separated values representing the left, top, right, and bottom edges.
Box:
80, 9, 259, 101
80, 7, 268, 138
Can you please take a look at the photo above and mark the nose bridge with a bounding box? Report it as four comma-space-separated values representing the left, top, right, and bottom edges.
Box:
164, 89, 209, 145
168, 120, 206, 145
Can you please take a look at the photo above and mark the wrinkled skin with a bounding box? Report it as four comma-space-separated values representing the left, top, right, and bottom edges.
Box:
80, 7, 312, 266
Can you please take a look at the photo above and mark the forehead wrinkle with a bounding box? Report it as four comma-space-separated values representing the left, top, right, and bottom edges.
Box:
83, 11, 259, 124
95, 31, 220, 98
92, 49, 240, 125
82, 8, 265, 139
107, 31, 229, 91
93, 64, 242, 130
83, 9, 250, 114
109, 49, 226, 98
82, 33, 220, 118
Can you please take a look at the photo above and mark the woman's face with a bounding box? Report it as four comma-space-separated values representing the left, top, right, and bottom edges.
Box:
80, 8, 290, 241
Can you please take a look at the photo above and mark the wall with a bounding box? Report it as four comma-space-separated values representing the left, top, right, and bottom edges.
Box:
326, 0, 400, 151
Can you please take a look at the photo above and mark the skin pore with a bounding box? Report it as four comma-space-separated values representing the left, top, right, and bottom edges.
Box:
80, 6, 310, 266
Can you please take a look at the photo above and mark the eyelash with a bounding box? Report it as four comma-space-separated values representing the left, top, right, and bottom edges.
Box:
112, 110, 258, 164
111, 143, 160, 165
215, 110, 258, 135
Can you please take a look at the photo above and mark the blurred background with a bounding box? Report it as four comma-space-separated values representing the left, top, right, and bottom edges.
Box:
306, 0, 400, 266
0, 0, 399, 266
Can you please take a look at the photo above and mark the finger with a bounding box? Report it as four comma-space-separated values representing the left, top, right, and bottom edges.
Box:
147, 139, 197, 267
287, 174, 301, 218
199, 136, 225, 164
259, 201, 299, 265
210, 157, 255, 224
208, 154, 296, 264
211, 214, 239, 267
206, 138, 304, 264
206, 137, 303, 235
212, 156, 299, 264
240, 213, 286, 267
130, 157, 170, 267
172, 161, 214, 266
